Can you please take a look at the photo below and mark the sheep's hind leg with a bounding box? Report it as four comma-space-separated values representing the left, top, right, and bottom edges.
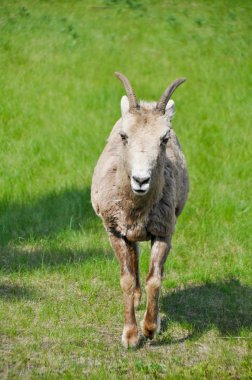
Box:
141, 236, 171, 340
109, 234, 139, 348
133, 243, 141, 308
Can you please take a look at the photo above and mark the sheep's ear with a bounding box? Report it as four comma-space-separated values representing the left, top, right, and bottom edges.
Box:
120, 95, 129, 117
165, 99, 175, 120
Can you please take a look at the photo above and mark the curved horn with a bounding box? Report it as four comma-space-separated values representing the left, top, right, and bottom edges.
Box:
114, 72, 139, 111
156, 78, 186, 114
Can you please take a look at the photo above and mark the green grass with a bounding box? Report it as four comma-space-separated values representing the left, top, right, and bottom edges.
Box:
0, 0, 252, 378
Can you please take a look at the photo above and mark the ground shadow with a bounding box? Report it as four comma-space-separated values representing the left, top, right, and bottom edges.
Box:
0, 186, 112, 273
0, 186, 98, 246
0, 246, 113, 274
157, 279, 252, 344
0, 282, 37, 301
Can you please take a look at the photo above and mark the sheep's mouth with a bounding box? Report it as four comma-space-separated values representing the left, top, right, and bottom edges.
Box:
132, 188, 149, 196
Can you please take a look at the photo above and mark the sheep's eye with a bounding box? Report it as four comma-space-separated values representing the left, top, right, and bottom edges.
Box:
119, 132, 128, 144
161, 134, 170, 145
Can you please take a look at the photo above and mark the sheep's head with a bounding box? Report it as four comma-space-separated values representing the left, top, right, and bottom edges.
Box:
115, 72, 186, 196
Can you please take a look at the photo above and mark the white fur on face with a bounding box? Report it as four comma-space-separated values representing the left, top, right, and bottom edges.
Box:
121, 118, 169, 196
128, 136, 157, 195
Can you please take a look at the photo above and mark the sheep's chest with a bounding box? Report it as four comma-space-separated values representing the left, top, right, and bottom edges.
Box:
117, 207, 152, 242
102, 190, 173, 241
118, 196, 174, 241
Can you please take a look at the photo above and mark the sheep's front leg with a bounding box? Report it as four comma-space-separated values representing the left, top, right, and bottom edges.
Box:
141, 236, 171, 339
109, 233, 139, 348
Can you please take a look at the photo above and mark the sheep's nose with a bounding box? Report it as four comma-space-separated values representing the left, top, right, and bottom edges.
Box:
132, 175, 150, 186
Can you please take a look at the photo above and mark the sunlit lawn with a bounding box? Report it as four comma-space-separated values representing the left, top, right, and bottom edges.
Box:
0, 0, 252, 378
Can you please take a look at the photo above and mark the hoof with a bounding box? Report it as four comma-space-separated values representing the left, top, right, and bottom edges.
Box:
134, 288, 142, 308
141, 313, 160, 340
121, 324, 139, 349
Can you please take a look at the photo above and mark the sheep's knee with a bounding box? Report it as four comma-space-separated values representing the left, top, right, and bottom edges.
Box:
146, 275, 162, 291
120, 273, 136, 294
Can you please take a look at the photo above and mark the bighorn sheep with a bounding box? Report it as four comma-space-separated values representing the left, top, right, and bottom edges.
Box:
91, 72, 189, 348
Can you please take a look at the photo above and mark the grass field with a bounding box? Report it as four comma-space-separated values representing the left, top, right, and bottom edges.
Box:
0, 0, 252, 378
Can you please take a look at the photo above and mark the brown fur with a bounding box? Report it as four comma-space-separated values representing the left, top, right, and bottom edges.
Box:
91, 97, 189, 348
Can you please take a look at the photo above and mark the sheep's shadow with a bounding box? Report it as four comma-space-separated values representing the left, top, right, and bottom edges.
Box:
0, 186, 98, 247
0, 282, 37, 301
0, 246, 112, 274
155, 279, 252, 345
0, 186, 112, 273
